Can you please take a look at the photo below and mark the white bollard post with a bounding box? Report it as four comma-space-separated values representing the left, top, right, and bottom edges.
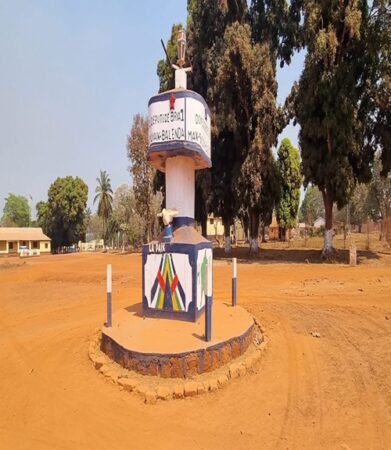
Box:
205, 261, 212, 342
106, 264, 112, 327
232, 257, 237, 306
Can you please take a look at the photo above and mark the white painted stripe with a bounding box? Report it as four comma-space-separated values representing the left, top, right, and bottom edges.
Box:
207, 257, 213, 297
232, 257, 237, 278
107, 264, 112, 293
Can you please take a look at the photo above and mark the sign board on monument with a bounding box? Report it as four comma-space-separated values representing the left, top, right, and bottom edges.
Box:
148, 90, 211, 171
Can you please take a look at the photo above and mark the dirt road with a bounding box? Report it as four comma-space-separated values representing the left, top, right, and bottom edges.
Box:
0, 251, 390, 449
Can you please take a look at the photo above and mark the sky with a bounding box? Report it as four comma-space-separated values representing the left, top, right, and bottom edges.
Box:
0, 1, 304, 218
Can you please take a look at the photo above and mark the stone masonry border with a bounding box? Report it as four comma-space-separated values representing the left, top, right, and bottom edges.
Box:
88, 319, 266, 404
101, 321, 254, 378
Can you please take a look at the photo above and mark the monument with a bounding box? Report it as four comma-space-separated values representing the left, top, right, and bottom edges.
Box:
96, 29, 261, 393
142, 28, 213, 322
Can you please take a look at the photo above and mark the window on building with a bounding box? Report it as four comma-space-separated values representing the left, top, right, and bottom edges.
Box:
33, 241, 38, 249
9, 242, 14, 250
22, 241, 26, 246
209, 218, 214, 225
45, 243, 49, 249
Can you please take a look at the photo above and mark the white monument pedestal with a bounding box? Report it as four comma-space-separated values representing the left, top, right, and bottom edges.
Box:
143, 83, 212, 322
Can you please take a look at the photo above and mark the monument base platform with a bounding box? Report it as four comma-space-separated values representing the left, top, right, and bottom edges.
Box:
101, 301, 255, 378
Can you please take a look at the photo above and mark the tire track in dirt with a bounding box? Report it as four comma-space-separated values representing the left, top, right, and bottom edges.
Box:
318, 306, 389, 447
259, 299, 389, 449
298, 303, 388, 448
252, 303, 325, 449
0, 312, 114, 448
337, 305, 390, 335
275, 318, 301, 449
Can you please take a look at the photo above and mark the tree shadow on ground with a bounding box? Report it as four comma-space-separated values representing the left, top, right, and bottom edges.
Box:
213, 247, 380, 265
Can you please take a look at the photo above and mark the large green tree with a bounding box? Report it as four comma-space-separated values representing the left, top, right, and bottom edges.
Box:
189, 0, 261, 253
1, 194, 31, 227
187, 0, 248, 253
360, 0, 391, 176
249, 0, 300, 250
188, 0, 290, 254
250, 0, 297, 65
94, 170, 113, 244
287, 0, 387, 257
214, 21, 282, 254
276, 138, 302, 238
46, 176, 88, 249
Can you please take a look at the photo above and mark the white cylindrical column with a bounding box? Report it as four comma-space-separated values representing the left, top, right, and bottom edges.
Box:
166, 156, 195, 218
175, 68, 187, 89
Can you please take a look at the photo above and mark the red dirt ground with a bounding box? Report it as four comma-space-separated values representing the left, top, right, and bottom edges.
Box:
0, 240, 390, 449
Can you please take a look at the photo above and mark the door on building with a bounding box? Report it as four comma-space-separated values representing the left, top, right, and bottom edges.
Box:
8, 241, 17, 254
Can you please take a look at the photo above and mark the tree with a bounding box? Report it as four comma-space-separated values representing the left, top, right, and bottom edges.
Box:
112, 184, 134, 249
194, 170, 212, 237
84, 207, 92, 234
106, 215, 120, 249
350, 184, 371, 232
368, 153, 391, 240
360, 0, 391, 176
1, 194, 31, 227
187, 0, 248, 253
214, 21, 282, 254
248, 0, 300, 250
36, 201, 49, 235
250, 0, 296, 65
335, 183, 374, 232
113, 184, 133, 227
111, 184, 163, 249
287, 0, 381, 258
46, 176, 88, 249
276, 138, 302, 239
94, 170, 113, 244
127, 114, 157, 242
86, 213, 104, 242
299, 186, 324, 226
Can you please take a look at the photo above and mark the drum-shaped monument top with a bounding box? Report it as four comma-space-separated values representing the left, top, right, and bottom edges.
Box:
148, 88, 211, 171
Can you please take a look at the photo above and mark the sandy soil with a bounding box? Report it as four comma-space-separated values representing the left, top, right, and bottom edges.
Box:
0, 241, 390, 449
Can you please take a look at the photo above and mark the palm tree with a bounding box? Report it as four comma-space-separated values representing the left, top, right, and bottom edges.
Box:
94, 170, 113, 245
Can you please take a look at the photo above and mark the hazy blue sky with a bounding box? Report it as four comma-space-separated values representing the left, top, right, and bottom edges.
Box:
0, 1, 303, 217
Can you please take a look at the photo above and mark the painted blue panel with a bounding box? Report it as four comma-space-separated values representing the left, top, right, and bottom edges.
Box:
172, 217, 195, 228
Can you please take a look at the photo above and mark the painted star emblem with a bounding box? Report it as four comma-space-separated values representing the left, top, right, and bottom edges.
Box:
169, 93, 176, 110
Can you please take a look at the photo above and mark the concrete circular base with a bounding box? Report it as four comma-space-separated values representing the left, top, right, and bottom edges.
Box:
101, 302, 255, 378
